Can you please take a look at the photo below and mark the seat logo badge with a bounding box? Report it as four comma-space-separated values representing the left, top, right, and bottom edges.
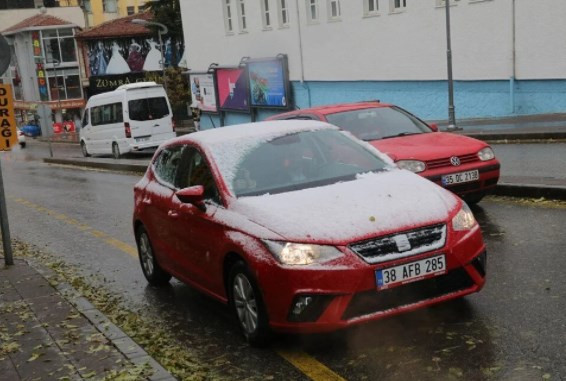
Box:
393, 234, 411, 252
450, 156, 461, 166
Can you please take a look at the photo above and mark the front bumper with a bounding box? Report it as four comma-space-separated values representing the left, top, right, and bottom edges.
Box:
256, 225, 486, 334
423, 160, 500, 196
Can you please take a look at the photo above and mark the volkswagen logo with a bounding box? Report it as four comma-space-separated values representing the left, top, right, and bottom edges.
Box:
450, 156, 461, 166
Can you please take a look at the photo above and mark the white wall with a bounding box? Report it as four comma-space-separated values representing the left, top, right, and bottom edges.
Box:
180, 0, 566, 81
0, 7, 86, 31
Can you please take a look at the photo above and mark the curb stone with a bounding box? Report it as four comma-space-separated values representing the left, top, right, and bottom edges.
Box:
24, 257, 177, 381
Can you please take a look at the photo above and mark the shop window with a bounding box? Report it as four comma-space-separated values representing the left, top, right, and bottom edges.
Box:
260, 0, 271, 28
278, 0, 289, 26
42, 28, 77, 64
47, 69, 82, 101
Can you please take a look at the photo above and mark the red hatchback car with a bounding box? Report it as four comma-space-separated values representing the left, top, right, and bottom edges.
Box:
269, 102, 500, 204
133, 121, 487, 345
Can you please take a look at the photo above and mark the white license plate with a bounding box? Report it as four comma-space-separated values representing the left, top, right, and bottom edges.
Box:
442, 170, 479, 186
136, 137, 150, 142
376, 254, 446, 290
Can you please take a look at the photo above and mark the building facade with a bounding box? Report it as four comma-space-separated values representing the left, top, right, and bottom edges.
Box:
180, 0, 566, 128
81, 0, 150, 27
1, 11, 85, 124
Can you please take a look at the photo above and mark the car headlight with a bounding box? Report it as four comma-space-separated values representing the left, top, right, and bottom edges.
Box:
396, 160, 426, 173
478, 147, 495, 161
263, 241, 343, 266
452, 202, 476, 231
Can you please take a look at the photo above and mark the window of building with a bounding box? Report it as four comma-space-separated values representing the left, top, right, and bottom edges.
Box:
306, 0, 319, 23
327, 0, 340, 20
46, 68, 82, 101
237, 0, 247, 31
103, 0, 117, 13
260, 0, 271, 28
278, 0, 289, 26
82, 0, 92, 13
138, 3, 146, 12
127, 6, 135, 15
391, 0, 406, 11
223, 0, 234, 33
42, 28, 77, 64
364, 0, 379, 16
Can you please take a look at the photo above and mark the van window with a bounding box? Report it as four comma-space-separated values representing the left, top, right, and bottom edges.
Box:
128, 97, 170, 121
82, 109, 89, 127
91, 103, 123, 126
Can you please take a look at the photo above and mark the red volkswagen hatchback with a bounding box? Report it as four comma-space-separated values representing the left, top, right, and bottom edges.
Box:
269, 102, 500, 204
133, 121, 487, 345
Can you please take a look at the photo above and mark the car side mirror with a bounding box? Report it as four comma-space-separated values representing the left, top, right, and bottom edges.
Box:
428, 123, 439, 132
176, 185, 205, 210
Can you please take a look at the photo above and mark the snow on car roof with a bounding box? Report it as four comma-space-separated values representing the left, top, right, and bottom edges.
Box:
187, 121, 338, 192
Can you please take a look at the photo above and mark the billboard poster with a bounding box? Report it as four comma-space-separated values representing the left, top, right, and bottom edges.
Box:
32, 31, 48, 101
216, 68, 249, 112
247, 58, 289, 108
87, 37, 184, 76
190, 73, 218, 113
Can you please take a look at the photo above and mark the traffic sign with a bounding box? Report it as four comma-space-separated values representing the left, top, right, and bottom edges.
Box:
0, 84, 17, 151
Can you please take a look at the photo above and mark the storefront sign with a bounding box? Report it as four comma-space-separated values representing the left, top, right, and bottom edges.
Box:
216, 68, 250, 112
32, 31, 49, 102
89, 71, 162, 94
247, 57, 290, 109
189, 73, 217, 113
13, 99, 86, 111
0, 84, 18, 151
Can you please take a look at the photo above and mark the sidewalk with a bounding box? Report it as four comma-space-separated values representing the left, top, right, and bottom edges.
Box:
0, 258, 175, 381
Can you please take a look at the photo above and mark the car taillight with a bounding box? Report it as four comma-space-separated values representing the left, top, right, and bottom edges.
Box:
172, 120, 176, 132
125, 122, 131, 138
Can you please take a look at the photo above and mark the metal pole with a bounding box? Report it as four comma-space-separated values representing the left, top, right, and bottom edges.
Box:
158, 30, 167, 93
445, 0, 457, 130
0, 159, 13, 266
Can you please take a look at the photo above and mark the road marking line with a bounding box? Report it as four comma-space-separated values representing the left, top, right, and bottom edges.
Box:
276, 349, 346, 381
11, 196, 138, 259
10, 196, 346, 381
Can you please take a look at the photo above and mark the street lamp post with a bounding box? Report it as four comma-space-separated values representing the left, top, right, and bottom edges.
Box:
445, 0, 458, 131
131, 19, 168, 93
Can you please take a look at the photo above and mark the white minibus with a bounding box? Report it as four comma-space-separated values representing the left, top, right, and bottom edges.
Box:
80, 82, 176, 159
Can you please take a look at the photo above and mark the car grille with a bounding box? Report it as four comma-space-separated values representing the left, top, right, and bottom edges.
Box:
426, 153, 479, 169
349, 224, 446, 264
342, 268, 474, 321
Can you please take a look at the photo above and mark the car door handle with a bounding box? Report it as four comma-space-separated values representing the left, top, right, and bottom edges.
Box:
167, 210, 179, 218
153, 124, 160, 127
142, 198, 152, 205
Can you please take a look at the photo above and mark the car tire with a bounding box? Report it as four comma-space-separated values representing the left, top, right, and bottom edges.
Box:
135, 226, 172, 286
464, 192, 485, 205
112, 142, 121, 160
19, 142, 26, 148
228, 261, 271, 346
80, 141, 90, 157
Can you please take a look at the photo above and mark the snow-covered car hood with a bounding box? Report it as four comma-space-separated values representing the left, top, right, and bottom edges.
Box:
230, 169, 459, 245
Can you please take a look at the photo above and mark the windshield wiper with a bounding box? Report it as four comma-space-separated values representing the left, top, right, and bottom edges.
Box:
381, 132, 422, 139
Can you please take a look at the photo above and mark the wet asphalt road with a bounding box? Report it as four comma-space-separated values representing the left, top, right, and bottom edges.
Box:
2, 143, 566, 380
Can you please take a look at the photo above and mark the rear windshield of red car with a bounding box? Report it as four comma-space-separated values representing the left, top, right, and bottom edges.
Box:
325, 106, 431, 141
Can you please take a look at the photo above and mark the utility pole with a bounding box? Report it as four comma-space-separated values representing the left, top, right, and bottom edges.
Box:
445, 0, 459, 131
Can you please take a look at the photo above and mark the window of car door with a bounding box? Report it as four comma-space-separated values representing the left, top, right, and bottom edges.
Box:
153, 145, 185, 189
178, 147, 220, 204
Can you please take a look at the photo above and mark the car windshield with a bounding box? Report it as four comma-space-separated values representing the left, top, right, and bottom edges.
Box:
232, 129, 388, 197
325, 106, 431, 141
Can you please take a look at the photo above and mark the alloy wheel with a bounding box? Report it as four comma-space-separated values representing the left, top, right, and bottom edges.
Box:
138, 232, 155, 276
233, 273, 259, 335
